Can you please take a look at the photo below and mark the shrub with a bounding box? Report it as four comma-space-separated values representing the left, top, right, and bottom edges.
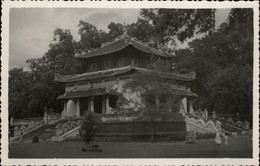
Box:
32, 135, 39, 143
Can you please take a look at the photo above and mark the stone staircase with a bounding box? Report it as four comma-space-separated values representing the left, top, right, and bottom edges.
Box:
10, 119, 66, 143
185, 115, 251, 137
218, 120, 251, 136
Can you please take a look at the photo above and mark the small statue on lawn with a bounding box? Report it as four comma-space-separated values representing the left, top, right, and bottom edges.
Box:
215, 126, 222, 145
222, 132, 229, 146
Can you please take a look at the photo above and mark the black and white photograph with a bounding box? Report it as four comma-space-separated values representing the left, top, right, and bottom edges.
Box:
1, 1, 259, 165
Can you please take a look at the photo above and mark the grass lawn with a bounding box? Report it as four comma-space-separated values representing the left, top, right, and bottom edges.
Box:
9, 135, 252, 158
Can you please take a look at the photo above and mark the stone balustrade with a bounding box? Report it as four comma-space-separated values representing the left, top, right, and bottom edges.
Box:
55, 118, 82, 136
215, 115, 250, 130
11, 121, 44, 139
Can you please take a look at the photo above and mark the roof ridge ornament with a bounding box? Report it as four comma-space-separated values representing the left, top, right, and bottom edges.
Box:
123, 21, 128, 38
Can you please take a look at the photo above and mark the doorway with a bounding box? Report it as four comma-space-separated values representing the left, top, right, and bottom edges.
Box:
79, 97, 88, 116
94, 96, 102, 114
109, 95, 118, 109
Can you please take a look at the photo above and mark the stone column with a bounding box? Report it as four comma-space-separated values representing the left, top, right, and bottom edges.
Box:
212, 111, 216, 119
76, 99, 80, 118
106, 96, 110, 112
179, 100, 184, 114
204, 109, 208, 119
182, 97, 187, 114
90, 97, 94, 112
44, 111, 48, 124
64, 101, 68, 118
189, 100, 194, 116
102, 96, 106, 114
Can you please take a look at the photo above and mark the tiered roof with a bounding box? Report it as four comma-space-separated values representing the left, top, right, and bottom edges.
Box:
75, 34, 175, 59
54, 66, 196, 83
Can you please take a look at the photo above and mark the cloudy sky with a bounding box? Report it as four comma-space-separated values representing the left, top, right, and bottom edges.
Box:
9, 8, 230, 70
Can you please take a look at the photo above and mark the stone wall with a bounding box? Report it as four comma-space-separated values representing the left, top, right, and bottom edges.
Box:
61, 121, 187, 140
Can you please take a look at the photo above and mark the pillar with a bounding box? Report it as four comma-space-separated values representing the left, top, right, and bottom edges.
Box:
64, 101, 68, 118
212, 111, 216, 119
189, 100, 194, 116
182, 97, 187, 113
90, 97, 94, 112
179, 100, 184, 114
76, 99, 80, 118
106, 96, 110, 112
102, 96, 106, 114
44, 111, 48, 124
204, 109, 208, 119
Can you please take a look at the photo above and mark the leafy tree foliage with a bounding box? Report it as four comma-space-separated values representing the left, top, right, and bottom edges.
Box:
107, 22, 124, 40
9, 68, 34, 118
10, 29, 85, 118
139, 9, 216, 44
78, 21, 106, 50
174, 8, 253, 121
27, 28, 83, 75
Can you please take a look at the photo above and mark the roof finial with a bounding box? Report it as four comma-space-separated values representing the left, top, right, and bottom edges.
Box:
123, 21, 127, 37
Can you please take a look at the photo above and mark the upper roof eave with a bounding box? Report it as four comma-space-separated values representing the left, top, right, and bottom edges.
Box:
75, 35, 175, 59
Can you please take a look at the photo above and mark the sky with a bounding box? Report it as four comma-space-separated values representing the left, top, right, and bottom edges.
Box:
9, 8, 230, 70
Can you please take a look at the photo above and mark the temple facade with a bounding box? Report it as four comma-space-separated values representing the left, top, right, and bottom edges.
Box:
55, 32, 197, 118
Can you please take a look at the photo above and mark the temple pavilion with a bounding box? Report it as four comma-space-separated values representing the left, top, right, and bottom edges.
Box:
55, 31, 197, 118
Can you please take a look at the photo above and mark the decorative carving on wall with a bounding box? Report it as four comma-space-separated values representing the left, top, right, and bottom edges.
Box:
118, 58, 125, 67
104, 60, 111, 70
90, 63, 97, 72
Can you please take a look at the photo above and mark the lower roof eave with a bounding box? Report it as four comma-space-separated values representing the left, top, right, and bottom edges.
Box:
55, 66, 196, 83
57, 88, 118, 100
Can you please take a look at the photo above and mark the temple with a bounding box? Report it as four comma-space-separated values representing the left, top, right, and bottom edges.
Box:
55, 31, 197, 119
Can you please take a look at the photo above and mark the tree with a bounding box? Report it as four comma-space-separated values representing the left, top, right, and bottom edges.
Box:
9, 68, 34, 118
139, 9, 216, 45
107, 22, 124, 39
27, 28, 83, 75
24, 28, 84, 117
78, 21, 108, 51
121, 58, 181, 140
127, 18, 155, 43
174, 8, 253, 121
